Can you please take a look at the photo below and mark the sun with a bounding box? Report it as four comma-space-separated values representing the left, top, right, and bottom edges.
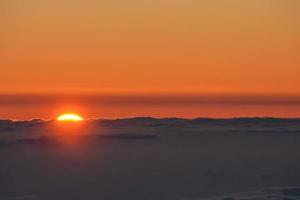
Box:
57, 113, 84, 122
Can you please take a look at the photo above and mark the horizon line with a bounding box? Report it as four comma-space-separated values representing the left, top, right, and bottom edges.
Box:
2, 116, 300, 122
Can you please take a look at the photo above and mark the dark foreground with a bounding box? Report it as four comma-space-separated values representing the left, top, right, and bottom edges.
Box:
0, 118, 300, 200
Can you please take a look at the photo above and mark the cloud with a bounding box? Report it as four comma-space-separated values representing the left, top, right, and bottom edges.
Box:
180, 187, 300, 200
0, 195, 40, 200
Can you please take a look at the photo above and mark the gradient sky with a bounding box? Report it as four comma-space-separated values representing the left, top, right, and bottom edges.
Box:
1, 0, 299, 95
1, 0, 300, 119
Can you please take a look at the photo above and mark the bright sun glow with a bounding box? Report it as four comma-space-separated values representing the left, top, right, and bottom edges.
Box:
57, 113, 84, 122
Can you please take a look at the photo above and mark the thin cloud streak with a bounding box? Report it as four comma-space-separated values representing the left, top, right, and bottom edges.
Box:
1, 94, 300, 106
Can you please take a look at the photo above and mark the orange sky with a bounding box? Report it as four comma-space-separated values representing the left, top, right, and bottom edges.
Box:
1, 94, 300, 119
1, 0, 300, 119
1, 0, 299, 95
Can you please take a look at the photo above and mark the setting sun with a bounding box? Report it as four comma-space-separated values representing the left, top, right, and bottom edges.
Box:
57, 113, 84, 122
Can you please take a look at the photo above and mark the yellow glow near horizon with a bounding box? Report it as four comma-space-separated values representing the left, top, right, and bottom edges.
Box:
57, 113, 84, 122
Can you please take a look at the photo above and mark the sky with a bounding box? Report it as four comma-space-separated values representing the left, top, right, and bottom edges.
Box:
0, 0, 299, 119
